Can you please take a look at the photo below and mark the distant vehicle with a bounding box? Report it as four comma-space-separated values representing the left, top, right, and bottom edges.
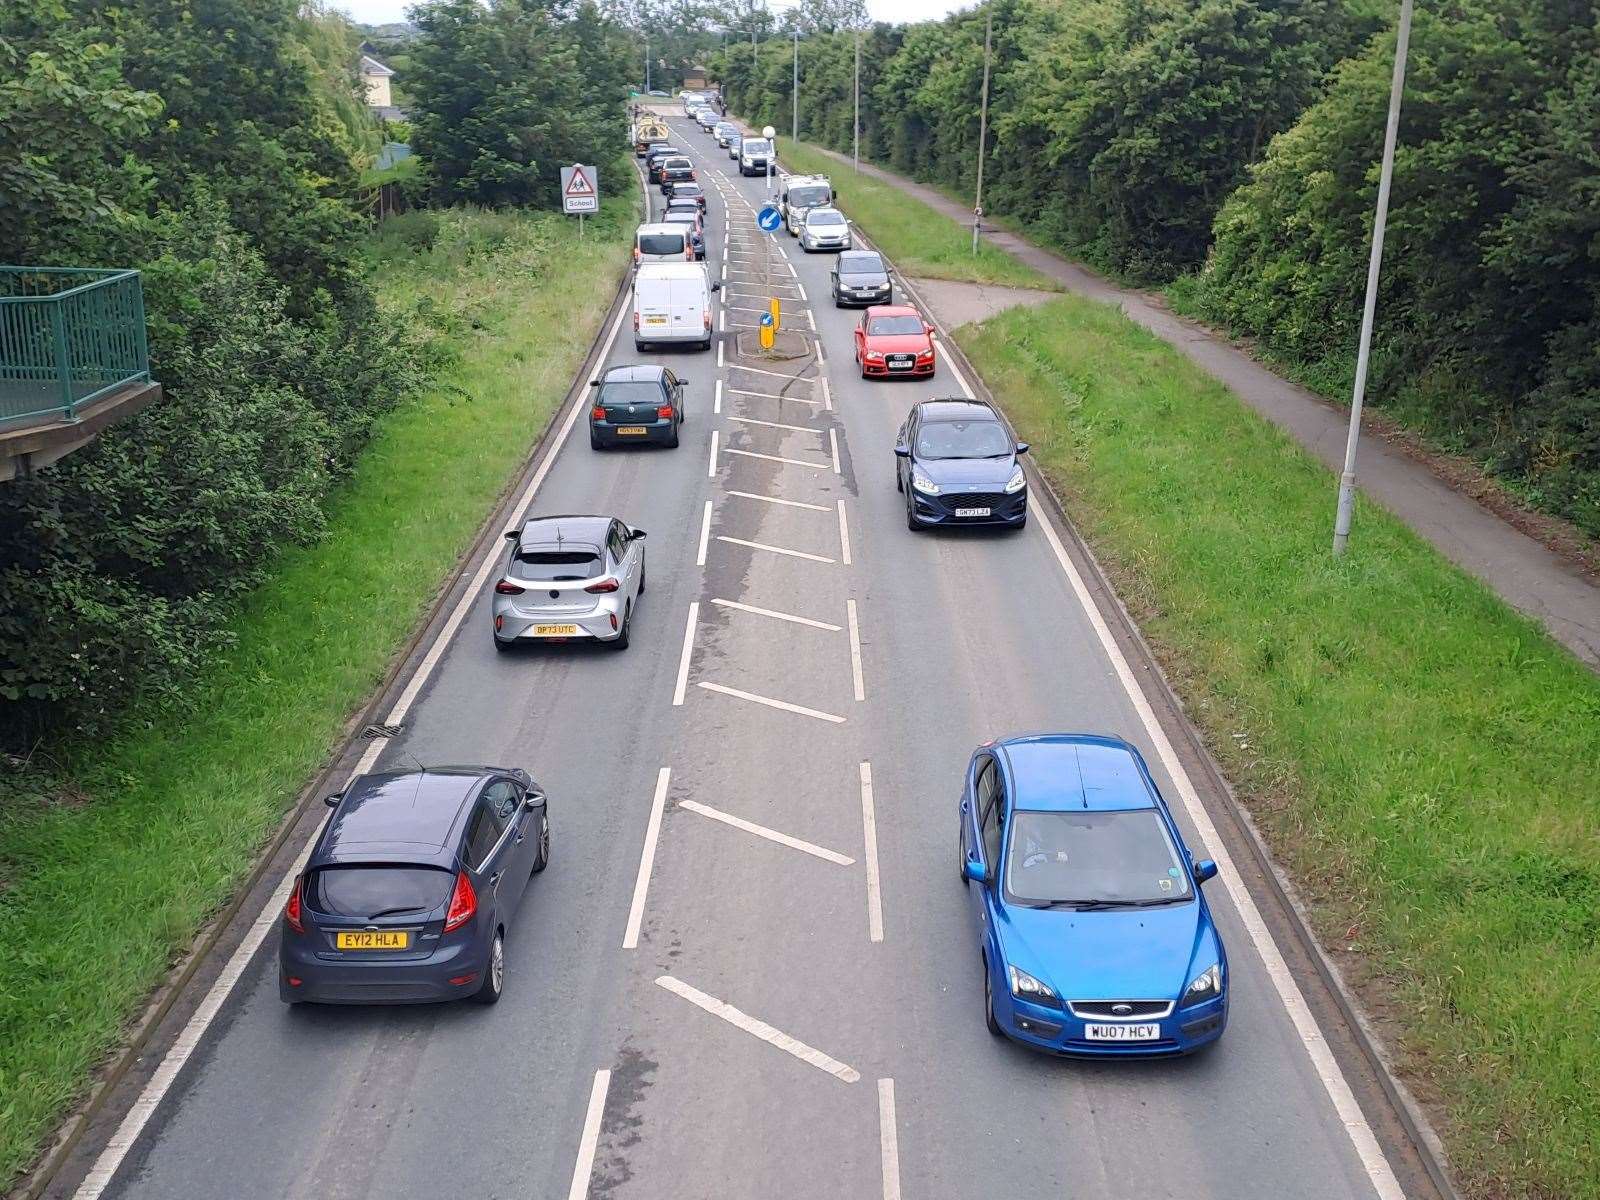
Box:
589, 364, 687, 450
780, 174, 833, 234
646, 145, 681, 183
279, 766, 549, 1005
830, 250, 893, 307
680, 91, 704, 112
665, 180, 706, 212
633, 261, 720, 351
663, 196, 701, 219
855, 305, 934, 378
798, 206, 851, 252
695, 107, 718, 130
492, 514, 646, 649
658, 156, 696, 191
739, 137, 772, 176
958, 734, 1227, 1055
727, 134, 743, 160
894, 398, 1029, 530
634, 221, 695, 266
634, 120, 670, 155
647, 89, 670, 97
661, 209, 706, 260
714, 122, 739, 147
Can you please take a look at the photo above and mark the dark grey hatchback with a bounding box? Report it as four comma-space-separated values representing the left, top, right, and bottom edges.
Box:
279, 766, 549, 1006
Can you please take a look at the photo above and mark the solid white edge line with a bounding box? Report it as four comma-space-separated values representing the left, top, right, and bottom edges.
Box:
698, 681, 846, 724
710, 597, 841, 631
725, 489, 830, 512
837, 500, 852, 566
695, 501, 712, 568
566, 1069, 612, 1200
671, 602, 699, 707
679, 799, 855, 866
622, 768, 672, 951
654, 976, 861, 1083
1032, 506, 1404, 1198
829, 427, 841, 475
847, 599, 865, 702
716, 535, 835, 564
860, 762, 884, 943
714, 378, 723, 414
938, 338, 975, 401
708, 428, 719, 478
878, 1079, 902, 1200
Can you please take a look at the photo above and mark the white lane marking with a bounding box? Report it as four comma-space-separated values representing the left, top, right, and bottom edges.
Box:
837, 500, 852, 566
717, 339, 725, 369
716, 535, 835, 564
719, 308, 726, 332
829, 428, 842, 475
860, 762, 884, 943
655, 976, 861, 1083
1032, 502, 1404, 1198
679, 800, 856, 866
847, 599, 865, 702
727, 387, 822, 406
622, 768, 672, 950
672, 603, 699, 706
708, 428, 719, 477
878, 1079, 902, 1200
721, 259, 727, 282
566, 1069, 612, 1200
698, 681, 847, 724
936, 338, 975, 400
722, 447, 828, 471
695, 500, 713, 567
727, 414, 822, 435
821, 377, 833, 411
729, 364, 816, 383
725, 489, 830, 512
72, 271, 640, 1200
805, 308, 817, 332
714, 379, 723, 415
797, 282, 809, 302
710, 597, 842, 631
814, 339, 825, 366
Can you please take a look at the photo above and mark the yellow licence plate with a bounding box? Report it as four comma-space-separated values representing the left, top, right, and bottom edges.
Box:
615, 426, 648, 435
644, 315, 668, 324
336, 931, 408, 950
534, 623, 579, 636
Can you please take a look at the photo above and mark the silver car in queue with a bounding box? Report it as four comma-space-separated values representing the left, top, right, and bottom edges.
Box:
492, 515, 646, 652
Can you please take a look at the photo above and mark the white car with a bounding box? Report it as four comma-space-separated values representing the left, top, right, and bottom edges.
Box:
492, 515, 646, 651
799, 207, 852, 252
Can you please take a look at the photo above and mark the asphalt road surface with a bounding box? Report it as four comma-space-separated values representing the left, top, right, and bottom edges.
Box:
79, 116, 1419, 1200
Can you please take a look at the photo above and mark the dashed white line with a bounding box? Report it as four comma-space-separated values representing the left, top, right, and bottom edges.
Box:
710, 597, 841, 631
821, 377, 833, 411
622, 767, 671, 950
655, 976, 861, 1083
672, 603, 699, 706
878, 1079, 902, 1200
708, 429, 719, 477
716, 535, 835, 563
717, 339, 725, 368
698, 681, 847, 724
725, 489, 830, 511
847, 599, 865, 702
678, 800, 855, 865
728, 414, 822, 435
719, 308, 726, 332
837, 500, 852, 565
695, 500, 712, 567
860, 762, 884, 942
567, 1069, 612, 1200
722, 447, 829, 471
829, 427, 841, 475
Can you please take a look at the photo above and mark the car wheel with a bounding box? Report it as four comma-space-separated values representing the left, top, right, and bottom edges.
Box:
984, 961, 1002, 1037
634, 339, 648, 351
590, 430, 605, 450
666, 426, 680, 449
532, 816, 550, 874
612, 604, 631, 651
639, 558, 647, 594
472, 932, 505, 1005
895, 467, 903, 494
700, 339, 711, 351
493, 632, 512, 653
906, 500, 922, 532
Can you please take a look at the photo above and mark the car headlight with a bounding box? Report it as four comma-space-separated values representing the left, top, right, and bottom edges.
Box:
911, 471, 940, 495
1182, 963, 1223, 1006
865, 350, 885, 361
1008, 965, 1061, 1009
1004, 465, 1027, 494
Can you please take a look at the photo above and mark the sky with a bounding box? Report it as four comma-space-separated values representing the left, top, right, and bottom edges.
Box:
333, 0, 967, 27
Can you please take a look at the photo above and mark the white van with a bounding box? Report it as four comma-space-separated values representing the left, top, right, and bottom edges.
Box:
780, 174, 833, 234
739, 137, 773, 177
633, 262, 720, 351
634, 222, 694, 266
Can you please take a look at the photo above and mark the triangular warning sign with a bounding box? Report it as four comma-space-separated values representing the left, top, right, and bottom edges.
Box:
565, 167, 594, 196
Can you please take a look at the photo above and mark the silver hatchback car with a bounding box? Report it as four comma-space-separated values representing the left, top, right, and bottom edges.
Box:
492, 515, 646, 651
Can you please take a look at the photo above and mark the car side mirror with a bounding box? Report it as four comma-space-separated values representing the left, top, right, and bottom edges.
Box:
588, 380, 600, 387
1015, 442, 1030, 455
523, 791, 546, 811
924, 323, 935, 334
504, 529, 519, 540
631, 528, 647, 540
894, 444, 911, 458
1193, 859, 1218, 885
323, 791, 343, 808
963, 858, 989, 885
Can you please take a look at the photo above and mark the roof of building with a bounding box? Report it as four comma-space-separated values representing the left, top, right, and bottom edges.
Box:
359, 54, 396, 76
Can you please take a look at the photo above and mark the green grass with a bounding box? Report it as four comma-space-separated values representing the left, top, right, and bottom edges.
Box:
959, 295, 1600, 1200
775, 139, 1059, 291
0, 200, 631, 1188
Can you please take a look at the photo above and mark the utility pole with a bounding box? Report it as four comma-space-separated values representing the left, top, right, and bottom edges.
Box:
1332, 0, 1414, 557
972, 8, 992, 256
645, 37, 651, 93
853, 27, 860, 171
792, 28, 799, 142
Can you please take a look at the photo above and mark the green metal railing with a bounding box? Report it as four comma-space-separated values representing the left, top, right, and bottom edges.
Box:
0, 267, 152, 425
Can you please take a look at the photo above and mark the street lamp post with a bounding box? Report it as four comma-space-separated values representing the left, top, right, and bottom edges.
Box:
645, 38, 651, 93
792, 29, 799, 142
1332, 0, 1414, 556
972, 8, 993, 256
853, 27, 860, 171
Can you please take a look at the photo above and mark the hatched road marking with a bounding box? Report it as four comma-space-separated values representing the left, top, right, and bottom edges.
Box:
655, 976, 861, 1084
698, 681, 846, 724
678, 800, 856, 866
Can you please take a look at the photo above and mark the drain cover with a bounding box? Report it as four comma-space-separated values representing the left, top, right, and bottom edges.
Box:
361, 723, 404, 740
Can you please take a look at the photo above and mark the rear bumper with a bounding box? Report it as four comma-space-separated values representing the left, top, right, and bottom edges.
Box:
279, 933, 486, 1005
592, 419, 677, 445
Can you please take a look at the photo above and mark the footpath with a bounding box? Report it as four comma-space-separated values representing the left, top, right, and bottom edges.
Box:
804, 144, 1600, 670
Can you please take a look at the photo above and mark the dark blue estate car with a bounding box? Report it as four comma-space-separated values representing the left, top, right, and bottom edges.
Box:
280, 767, 549, 1006
959, 734, 1228, 1056
894, 399, 1028, 530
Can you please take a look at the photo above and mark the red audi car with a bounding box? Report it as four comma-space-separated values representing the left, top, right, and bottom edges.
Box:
854, 305, 936, 379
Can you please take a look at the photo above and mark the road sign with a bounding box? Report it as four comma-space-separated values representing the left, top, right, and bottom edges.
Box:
759, 310, 775, 350
756, 206, 782, 233
561, 164, 599, 214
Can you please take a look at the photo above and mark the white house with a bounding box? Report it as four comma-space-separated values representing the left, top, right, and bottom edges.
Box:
359, 55, 395, 109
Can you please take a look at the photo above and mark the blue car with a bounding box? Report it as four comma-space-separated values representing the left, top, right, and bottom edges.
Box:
894, 399, 1028, 530
959, 734, 1228, 1056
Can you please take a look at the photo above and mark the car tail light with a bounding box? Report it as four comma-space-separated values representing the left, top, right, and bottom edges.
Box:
591, 405, 606, 420
585, 578, 620, 594
284, 875, 305, 933
494, 580, 525, 595
444, 871, 476, 932
703, 310, 712, 330
657, 404, 674, 419
633, 311, 640, 331
633, 247, 640, 262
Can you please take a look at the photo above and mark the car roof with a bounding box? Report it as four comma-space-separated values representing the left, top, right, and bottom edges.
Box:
662, 210, 698, 221
806, 206, 844, 218
915, 397, 994, 421
838, 250, 882, 265
317, 768, 492, 867
518, 513, 614, 540
636, 262, 709, 279
996, 735, 1156, 812
602, 364, 668, 382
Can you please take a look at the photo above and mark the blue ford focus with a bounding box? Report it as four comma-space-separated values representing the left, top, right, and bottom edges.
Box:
958, 734, 1228, 1055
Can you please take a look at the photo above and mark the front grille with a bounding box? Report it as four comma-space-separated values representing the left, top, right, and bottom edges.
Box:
941, 491, 1007, 510
1069, 999, 1173, 1019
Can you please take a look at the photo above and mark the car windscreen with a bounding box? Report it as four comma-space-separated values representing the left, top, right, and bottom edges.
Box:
788, 185, 830, 208
839, 253, 884, 276
638, 232, 686, 255
807, 210, 846, 227
915, 419, 1011, 459
600, 380, 665, 403
868, 315, 925, 336
310, 865, 455, 919
510, 548, 603, 582
743, 139, 770, 154
1003, 809, 1192, 906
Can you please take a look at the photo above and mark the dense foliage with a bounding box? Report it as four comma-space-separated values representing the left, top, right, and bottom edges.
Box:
711, 0, 1599, 533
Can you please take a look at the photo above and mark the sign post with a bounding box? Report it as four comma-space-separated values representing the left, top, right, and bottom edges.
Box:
560, 163, 600, 238
756, 205, 783, 323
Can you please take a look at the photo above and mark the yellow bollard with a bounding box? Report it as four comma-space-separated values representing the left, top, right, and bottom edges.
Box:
759, 319, 775, 351
769, 297, 781, 332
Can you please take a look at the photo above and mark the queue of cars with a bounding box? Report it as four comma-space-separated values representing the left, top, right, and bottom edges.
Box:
277, 106, 1229, 1057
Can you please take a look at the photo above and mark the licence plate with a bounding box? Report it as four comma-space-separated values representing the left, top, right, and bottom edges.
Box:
953, 506, 992, 518
1084, 1023, 1161, 1042
615, 426, 648, 436
534, 623, 579, 636
336, 931, 408, 951
644, 315, 667, 324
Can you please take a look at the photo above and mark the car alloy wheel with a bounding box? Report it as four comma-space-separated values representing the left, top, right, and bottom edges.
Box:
473, 932, 504, 1004
612, 604, 632, 651
984, 962, 1002, 1037
532, 817, 550, 874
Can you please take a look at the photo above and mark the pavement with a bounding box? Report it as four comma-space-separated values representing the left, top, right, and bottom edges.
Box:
48, 114, 1448, 1200
801, 144, 1600, 671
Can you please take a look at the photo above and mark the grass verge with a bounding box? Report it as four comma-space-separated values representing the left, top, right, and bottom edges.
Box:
0, 199, 631, 1188
773, 139, 1059, 291
958, 295, 1600, 1199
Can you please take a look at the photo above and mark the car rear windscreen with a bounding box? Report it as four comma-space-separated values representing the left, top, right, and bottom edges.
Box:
310, 865, 454, 919
639, 233, 686, 255
511, 548, 603, 582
